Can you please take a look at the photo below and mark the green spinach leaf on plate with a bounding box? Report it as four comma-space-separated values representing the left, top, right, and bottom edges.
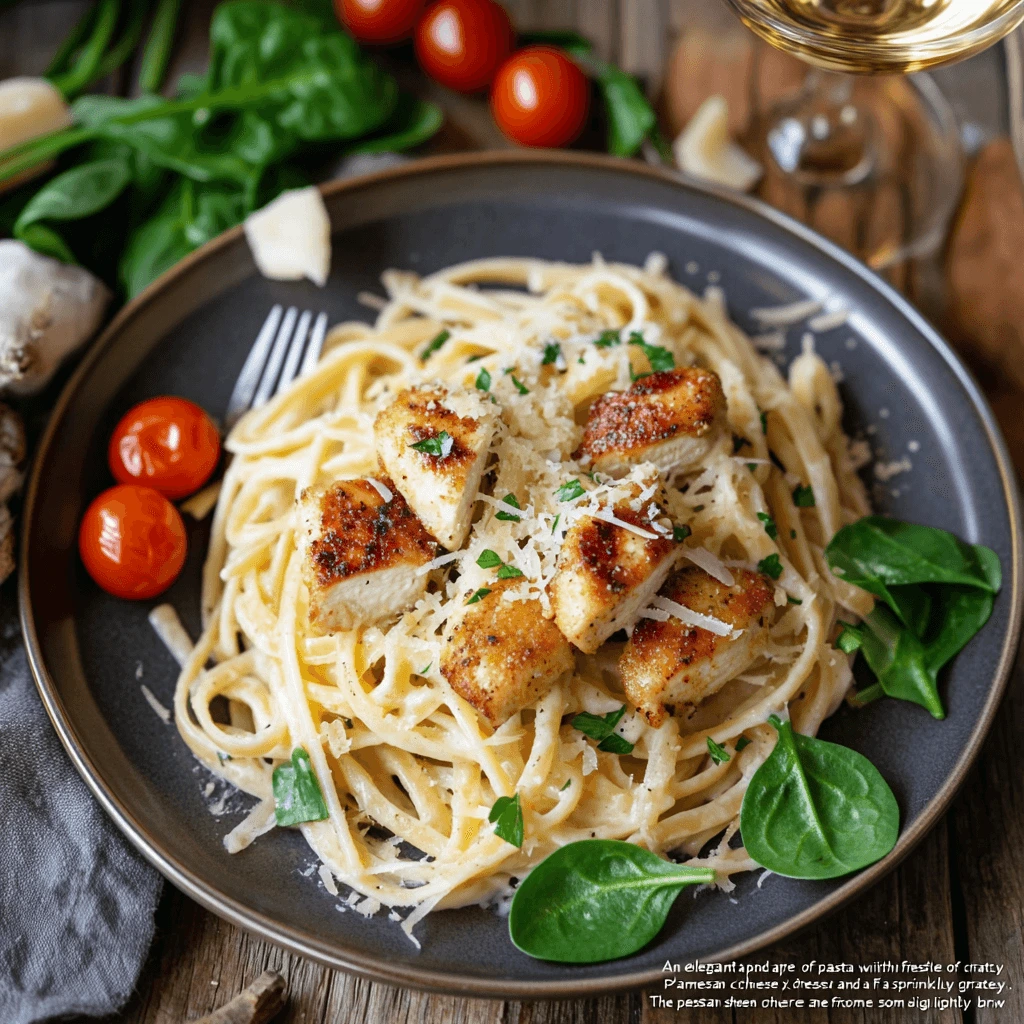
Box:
739, 716, 899, 880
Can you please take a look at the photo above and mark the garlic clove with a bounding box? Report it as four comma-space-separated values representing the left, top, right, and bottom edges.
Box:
0, 77, 74, 192
673, 95, 763, 193
243, 186, 332, 287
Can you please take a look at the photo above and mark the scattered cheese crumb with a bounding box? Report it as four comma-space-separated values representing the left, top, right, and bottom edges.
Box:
140, 685, 170, 724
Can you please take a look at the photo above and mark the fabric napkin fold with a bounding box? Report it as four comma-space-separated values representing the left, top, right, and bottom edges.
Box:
0, 591, 162, 1024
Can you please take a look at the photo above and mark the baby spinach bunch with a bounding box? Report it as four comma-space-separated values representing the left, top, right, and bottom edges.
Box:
0, 1, 441, 297
825, 516, 1001, 718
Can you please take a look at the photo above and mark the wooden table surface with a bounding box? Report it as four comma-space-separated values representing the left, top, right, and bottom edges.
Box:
3, 3, 1023, 1023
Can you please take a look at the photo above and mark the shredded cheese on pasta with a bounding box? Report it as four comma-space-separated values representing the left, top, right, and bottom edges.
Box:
173, 255, 872, 937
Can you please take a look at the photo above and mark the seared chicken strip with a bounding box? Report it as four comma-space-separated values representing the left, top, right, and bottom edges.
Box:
375, 384, 497, 550
574, 367, 726, 478
441, 578, 574, 726
298, 478, 436, 634
549, 494, 678, 654
621, 566, 775, 726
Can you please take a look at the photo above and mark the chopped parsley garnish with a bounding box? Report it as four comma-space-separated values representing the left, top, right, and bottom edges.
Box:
420, 329, 450, 361
510, 374, 530, 395
560, 778, 572, 791
466, 587, 492, 605
466, 353, 485, 363
572, 705, 635, 754
747, 463, 758, 473
787, 596, 803, 605
733, 435, 750, 454
594, 329, 621, 348
542, 342, 562, 365
495, 493, 522, 521
479, 548, 524, 578
673, 524, 692, 542
552, 514, 561, 534
272, 748, 329, 827
629, 367, 650, 383
758, 553, 783, 580
793, 484, 816, 508
419, 663, 432, 675
757, 512, 778, 540
628, 331, 675, 372
735, 736, 751, 752
760, 410, 768, 434
489, 793, 524, 847
706, 737, 731, 764
475, 367, 491, 391
835, 622, 864, 653
217, 751, 232, 763
791, 529, 797, 539
555, 478, 585, 502
409, 431, 453, 458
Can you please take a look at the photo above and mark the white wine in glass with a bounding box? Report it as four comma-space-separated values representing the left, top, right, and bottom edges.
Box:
724, 0, 1024, 265
731, 0, 1024, 73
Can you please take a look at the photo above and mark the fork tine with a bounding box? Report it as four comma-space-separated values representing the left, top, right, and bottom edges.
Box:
276, 310, 313, 396
224, 304, 283, 430
252, 306, 299, 409
299, 312, 328, 378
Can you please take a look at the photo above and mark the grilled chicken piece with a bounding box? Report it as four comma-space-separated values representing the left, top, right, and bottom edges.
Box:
574, 367, 726, 478
298, 478, 436, 634
549, 499, 677, 654
621, 566, 775, 726
441, 578, 574, 726
374, 384, 497, 550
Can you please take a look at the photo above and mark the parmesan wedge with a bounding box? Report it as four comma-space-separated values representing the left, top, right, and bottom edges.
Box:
243, 186, 331, 287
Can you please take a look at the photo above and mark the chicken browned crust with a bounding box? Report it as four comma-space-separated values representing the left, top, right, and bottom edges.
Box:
620, 566, 775, 725
574, 367, 726, 478
374, 384, 496, 550
441, 578, 574, 726
298, 478, 436, 634
549, 495, 678, 654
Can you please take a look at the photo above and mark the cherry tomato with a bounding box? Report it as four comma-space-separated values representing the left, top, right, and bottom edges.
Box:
336, 0, 425, 44
491, 46, 590, 148
415, 0, 514, 93
79, 485, 188, 600
108, 396, 220, 500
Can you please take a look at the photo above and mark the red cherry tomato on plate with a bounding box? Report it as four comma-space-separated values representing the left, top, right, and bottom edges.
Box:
415, 0, 514, 93
79, 485, 188, 600
108, 396, 220, 500
491, 46, 590, 148
336, 0, 425, 43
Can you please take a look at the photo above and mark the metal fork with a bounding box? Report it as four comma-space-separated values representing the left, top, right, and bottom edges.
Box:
224, 305, 329, 431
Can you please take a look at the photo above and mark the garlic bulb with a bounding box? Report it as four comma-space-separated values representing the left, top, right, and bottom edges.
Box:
0, 240, 110, 396
673, 95, 762, 193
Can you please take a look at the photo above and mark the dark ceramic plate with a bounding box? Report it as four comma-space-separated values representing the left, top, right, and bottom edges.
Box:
21, 153, 1023, 998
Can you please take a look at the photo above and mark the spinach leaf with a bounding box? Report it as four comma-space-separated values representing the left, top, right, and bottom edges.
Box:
272, 747, 329, 826
344, 95, 444, 156
740, 716, 899, 879
14, 156, 134, 262
489, 793, 524, 847
508, 840, 715, 962
825, 517, 999, 623
49, 0, 120, 99
138, 0, 183, 94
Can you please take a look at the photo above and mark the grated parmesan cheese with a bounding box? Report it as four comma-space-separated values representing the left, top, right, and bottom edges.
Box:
319, 863, 339, 896
681, 546, 735, 587
140, 685, 171, 724
148, 604, 194, 667
366, 477, 394, 503
223, 799, 276, 854
180, 480, 221, 520
750, 298, 822, 327
651, 595, 735, 637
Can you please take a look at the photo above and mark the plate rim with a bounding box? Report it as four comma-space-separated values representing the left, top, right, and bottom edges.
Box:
19, 149, 1024, 998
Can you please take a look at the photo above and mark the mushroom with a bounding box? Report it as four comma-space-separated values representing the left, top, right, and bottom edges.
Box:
0, 240, 110, 396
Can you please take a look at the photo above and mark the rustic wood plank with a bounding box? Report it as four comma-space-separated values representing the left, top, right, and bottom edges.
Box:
950, 651, 1024, 1024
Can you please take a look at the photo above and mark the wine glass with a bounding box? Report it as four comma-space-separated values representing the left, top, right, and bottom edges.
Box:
723, 0, 1024, 265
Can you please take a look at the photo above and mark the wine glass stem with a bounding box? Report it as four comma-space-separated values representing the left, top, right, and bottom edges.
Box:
766, 69, 876, 186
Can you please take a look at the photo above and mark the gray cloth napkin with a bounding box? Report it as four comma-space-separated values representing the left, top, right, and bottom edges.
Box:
0, 590, 162, 1023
